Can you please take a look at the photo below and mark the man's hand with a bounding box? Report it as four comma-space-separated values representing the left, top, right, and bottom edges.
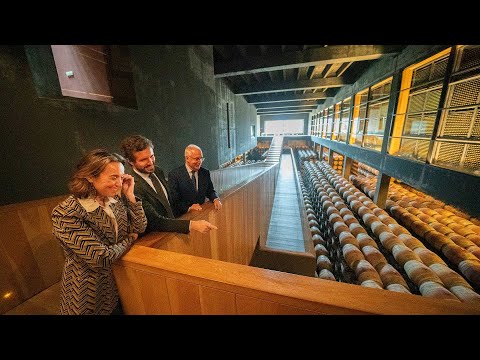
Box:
213, 198, 222, 210
190, 220, 218, 234
188, 203, 202, 212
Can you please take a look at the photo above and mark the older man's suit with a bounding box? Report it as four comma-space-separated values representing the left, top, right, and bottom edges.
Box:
168, 166, 218, 217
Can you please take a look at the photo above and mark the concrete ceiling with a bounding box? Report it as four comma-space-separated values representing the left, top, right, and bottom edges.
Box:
213, 45, 406, 116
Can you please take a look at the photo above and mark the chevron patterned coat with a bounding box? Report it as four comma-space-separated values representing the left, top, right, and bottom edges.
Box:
52, 195, 147, 315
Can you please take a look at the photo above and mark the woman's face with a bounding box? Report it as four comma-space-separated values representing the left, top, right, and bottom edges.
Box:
90, 161, 124, 198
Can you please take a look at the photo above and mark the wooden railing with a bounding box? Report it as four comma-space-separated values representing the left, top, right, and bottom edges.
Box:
135, 163, 279, 264
115, 245, 480, 314
210, 162, 272, 196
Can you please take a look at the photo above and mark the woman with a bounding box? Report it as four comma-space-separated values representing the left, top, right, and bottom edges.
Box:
51, 149, 147, 315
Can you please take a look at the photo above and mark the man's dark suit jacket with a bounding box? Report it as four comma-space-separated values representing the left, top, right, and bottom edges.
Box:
168, 166, 218, 217
127, 165, 190, 234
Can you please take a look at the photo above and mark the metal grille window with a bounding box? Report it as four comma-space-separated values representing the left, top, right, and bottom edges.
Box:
350, 89, 368, 146
364, 79, 392, 150
325, 106, 334, 139
389, 48, 451, 162
321, 109, 328, 138
310, 113, 318, 136
339, 97, 351, 142
349, 78, 391, 150
432, 45, 480, 175
332, 102, 341, 140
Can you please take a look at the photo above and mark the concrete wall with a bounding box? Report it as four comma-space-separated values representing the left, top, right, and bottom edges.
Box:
0, 45, 256, 206
214, 79, 257, 165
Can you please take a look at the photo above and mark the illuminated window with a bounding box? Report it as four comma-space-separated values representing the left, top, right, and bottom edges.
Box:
431, 45, 480, 176
350, 89, 368, 146
264, 119, 304, 135
389, 48, 451, 161
325, 106, 334, 139
332, 102, 341, 141
363, 78, 392, 151
338, 97, 351, 143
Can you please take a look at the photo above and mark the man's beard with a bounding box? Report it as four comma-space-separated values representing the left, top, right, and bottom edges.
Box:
139, 164, 155, 174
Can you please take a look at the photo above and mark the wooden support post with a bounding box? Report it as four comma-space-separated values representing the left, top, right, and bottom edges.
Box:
343, 156, 352, 179
373, 172, 391, 209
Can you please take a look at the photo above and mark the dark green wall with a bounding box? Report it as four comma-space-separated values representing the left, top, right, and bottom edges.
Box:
0, 45, 256, 206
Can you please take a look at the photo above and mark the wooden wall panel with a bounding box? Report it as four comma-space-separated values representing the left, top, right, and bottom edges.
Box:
166, 278, 202, 314
113, 265, 146, 314
233, 190, 244, 264
192, 231, 212, 259
1, 212, 43, 305
115, 266, 172, 315
0, 195, 65, 314
164, 234, 194, 255
236, 294, 320, 315
207, 210, 220, 260
19, 204, 65, 287
199, 286, 236, 314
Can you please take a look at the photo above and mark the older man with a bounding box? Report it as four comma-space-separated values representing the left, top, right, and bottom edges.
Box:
168, 144, 222, 217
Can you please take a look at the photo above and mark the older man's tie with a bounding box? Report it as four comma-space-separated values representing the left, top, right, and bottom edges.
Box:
190, 170, 197, 192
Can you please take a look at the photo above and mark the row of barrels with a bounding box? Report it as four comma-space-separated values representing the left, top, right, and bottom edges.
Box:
298, 173, 336, 280
351, 174, 480, 290
297, 148, 317, 161
351, 174, 480, 231
300, 159, 413, 294
357, 162, 379, 177
351, 173, 478, 225
298, 156, 480, 304
222, 159, 264, 168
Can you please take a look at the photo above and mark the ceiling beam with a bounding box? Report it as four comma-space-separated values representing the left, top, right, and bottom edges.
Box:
257, 106, 318, 113
246, 91, 330, 104
214, 45, 400, 77
255, 100, 321, 109
235, 77, 346, 95
258, 110, 313, 115
337, 61, 353, 76
260, 113, 310, 121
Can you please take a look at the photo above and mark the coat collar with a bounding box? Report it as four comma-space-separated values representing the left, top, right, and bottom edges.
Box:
78, 196, 118, 213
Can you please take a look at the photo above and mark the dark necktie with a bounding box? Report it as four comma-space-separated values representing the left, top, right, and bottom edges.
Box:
191, 170, 197, 191
149, 173, 174, 218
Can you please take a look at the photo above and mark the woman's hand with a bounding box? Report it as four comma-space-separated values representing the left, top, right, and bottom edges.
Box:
122, 174, 136, 203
